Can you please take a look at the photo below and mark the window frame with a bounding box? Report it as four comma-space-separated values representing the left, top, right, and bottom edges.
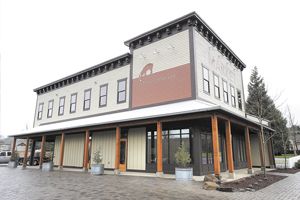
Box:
47, 99, 54, 118
58, 96, 65, 116
70, 93, 77, 113
99, 84, 108, 107
37, 103, 44, 120
230, 85, 236, 107
213, 73, 220, 99
117, 78, 127, 104
83, 88, 92, 111
202, 65, 210, 94
222, 79, 229, 104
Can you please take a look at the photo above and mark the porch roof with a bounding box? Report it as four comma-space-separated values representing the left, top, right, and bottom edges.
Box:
10, 100, 273, 137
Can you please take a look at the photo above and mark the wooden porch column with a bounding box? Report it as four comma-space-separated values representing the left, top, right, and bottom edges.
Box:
225, 120, 234, 178
258, 130, 265, 171
39, 135, 46, 169
83, 129, 90, 171
59, 133, 65, 169
211, 115, 220, 178
11, 137, 17, 155
156, 121, 163, 175
245, 127, 254, 174
22, 137, 30, 169
114, 127, 121, 174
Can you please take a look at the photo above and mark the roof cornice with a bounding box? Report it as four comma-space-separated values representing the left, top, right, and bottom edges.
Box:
124, 12, 246, 70
34, 53, 131, 95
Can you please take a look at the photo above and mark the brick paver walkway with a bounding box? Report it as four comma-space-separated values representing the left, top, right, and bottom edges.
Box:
0, 166, 299, 200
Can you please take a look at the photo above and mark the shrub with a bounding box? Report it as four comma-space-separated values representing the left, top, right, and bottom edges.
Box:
10, 151, 19, 162
93, 149, 103, 165
295, 159, 300, 169
175, 143, 191, 168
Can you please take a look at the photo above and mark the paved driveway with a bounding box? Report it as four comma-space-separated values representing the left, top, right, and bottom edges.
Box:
0, 166, 299, 200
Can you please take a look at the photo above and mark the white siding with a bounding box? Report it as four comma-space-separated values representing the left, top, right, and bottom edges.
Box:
91, 130, 115, 169
34, 65, 130, 127
53, 133, 85, 167
250, 134, 271, 167
127, 127, 146, 170
193, 28, 245, 116
132, 30, 190, 78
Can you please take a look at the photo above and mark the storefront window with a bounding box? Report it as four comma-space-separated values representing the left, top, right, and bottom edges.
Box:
147, 128, 192, 165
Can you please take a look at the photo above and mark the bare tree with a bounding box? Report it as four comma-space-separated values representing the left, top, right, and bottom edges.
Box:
286, 106, 298, 156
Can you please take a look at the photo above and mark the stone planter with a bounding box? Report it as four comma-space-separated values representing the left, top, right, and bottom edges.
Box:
175, 168, 193, 181
91, 164, 104, 175
42, 161, 54, 172
8, 161, 18, 168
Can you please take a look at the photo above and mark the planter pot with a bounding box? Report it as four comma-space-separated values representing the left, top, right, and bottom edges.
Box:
42, 161, 54, 172
175, 168, 193, 181
8, 161, 18, 168
91, 164, 104, 175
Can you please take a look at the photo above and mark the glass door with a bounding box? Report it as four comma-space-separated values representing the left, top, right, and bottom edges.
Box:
119, 139, 127, 172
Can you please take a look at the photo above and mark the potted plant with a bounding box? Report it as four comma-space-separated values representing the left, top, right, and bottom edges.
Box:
8, 151, 19, 168
91, 149, 104, 175
42, 153, 54, 172
175, 143, 192, 181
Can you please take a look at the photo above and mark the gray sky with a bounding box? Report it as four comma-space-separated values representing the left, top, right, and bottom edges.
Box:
1, 0, 299, 137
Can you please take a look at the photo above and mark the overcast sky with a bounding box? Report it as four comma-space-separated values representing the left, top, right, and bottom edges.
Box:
1, 0, 299, 137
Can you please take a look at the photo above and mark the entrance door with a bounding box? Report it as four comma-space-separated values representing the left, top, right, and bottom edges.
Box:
119, 139, 127, 172
200, 133, 214, 175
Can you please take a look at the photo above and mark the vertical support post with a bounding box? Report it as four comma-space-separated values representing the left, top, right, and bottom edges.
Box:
225, 120, 234, 178
59, 133, 65, 170
258, 130, 265, 171
83, 129, 90, 171
245, 127, 254, 174
22, 137, 29, 169
211, 115, 220, 178
29, 139, 36, 166
156, 121, 163, 176
39, 135, 46, 169
114, 127, 120, 174
11, 137, 17, 155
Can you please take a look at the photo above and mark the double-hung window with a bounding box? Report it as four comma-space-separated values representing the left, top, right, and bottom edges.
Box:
83, 89, 91, 111
37, 103, 44, 120
117, 79, 127, 103
213, 74, 220, 99
203, 66, 210, 94
230, 85, 236, 107
58, 96, 65, 116
70, 93, 77, 113
237, 90, 243, 110
99, 84, 108, 107
47, 100, 54, 118
223, 80, 229, 103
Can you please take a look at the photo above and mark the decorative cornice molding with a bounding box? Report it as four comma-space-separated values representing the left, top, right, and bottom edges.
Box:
124, 12, 246, 71
34, 53, 131, 95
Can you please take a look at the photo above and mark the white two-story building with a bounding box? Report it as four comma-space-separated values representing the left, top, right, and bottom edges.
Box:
11, 12, 275, 177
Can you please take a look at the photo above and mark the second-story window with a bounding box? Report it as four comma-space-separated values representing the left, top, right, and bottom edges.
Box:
237, 90, 243, 110
117, 79, 127, 103
83, 89, 91, 111
47, 100, 54, 118
213, 74, 220, 99
70, 93, 77, 113
203, 66, 210, 94
230, 85, 236, 107
37, 103, 43, 120
223, 80, 229, 103
58, 96, 65, 116
99, 84, 108, 107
